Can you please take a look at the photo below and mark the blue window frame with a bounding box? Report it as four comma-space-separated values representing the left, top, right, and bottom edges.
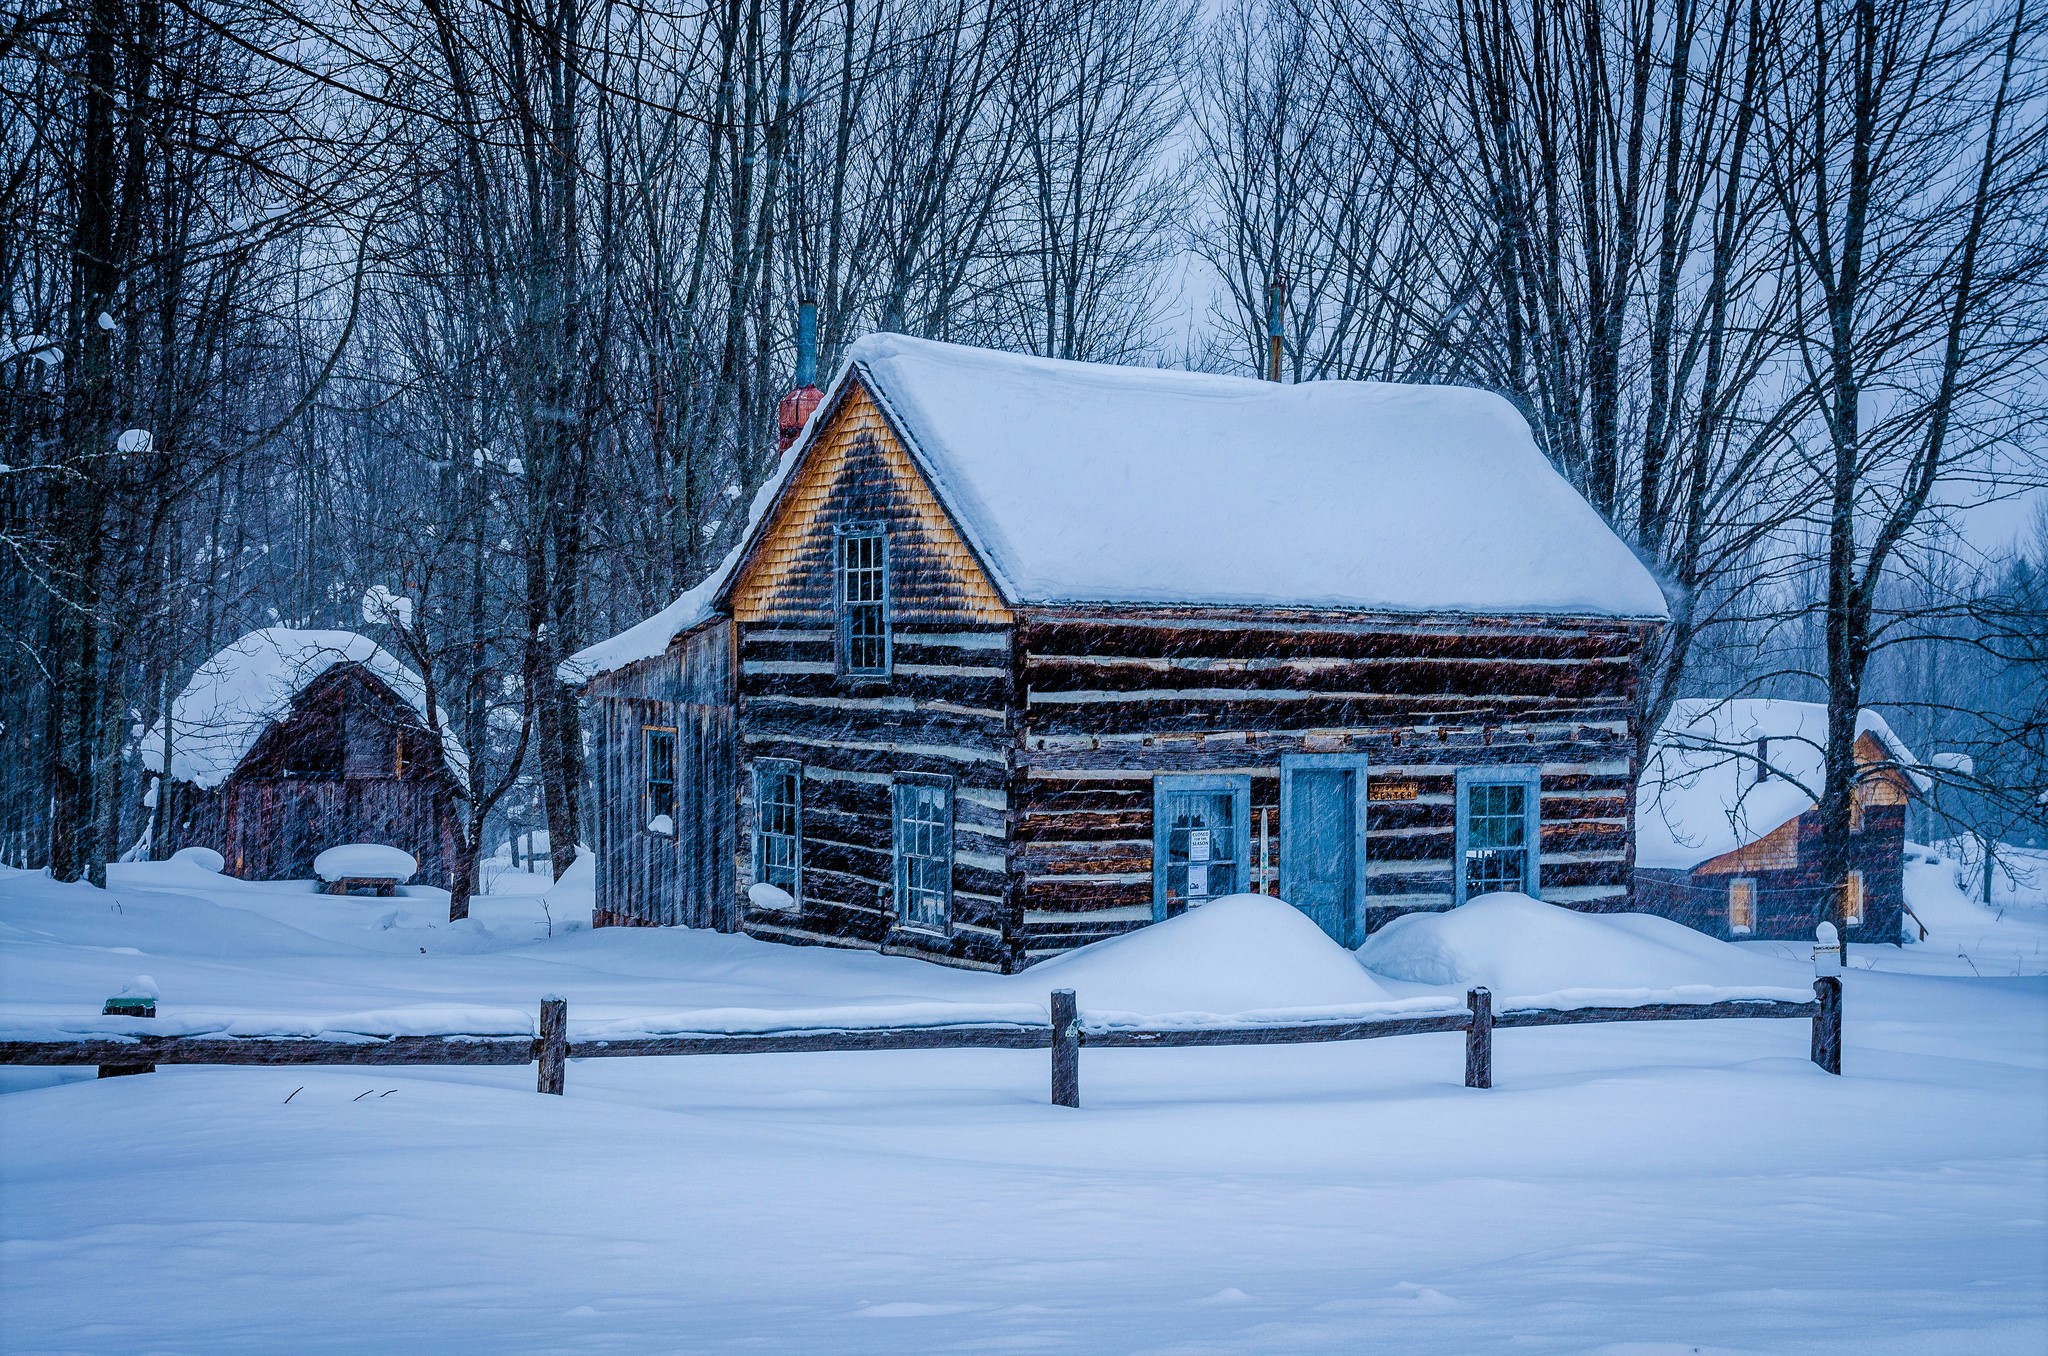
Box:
835, 524, 891, 678
751, 759, 802, 903
1152, 774, 1252, 921
1455, 765, 1542, 903
892, 775, 953, 932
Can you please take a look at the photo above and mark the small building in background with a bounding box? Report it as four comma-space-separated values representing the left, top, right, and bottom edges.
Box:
564, 335, 1669, 969
1634, 699, 1926, 943
142, 627, 467, 886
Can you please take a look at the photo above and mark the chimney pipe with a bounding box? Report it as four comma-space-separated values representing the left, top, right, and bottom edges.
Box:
1266, 274, 1286, 382
795, 297, 817, 389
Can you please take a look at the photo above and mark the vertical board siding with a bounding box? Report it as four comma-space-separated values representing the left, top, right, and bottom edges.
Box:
1012, 612, 1649, 959
586, 622, 739, 930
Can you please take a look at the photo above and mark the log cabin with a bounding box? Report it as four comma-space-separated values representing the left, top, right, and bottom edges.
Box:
1634, 698, 1925, 943
142, 628, 467, 886
563, 335, 1669, 969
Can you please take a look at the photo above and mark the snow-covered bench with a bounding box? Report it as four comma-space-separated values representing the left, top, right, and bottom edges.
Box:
313, 844, 418, 897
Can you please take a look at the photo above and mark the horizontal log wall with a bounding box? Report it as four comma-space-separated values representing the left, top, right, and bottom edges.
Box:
1013, 611, 1648, 959
737, 623, 1016, 969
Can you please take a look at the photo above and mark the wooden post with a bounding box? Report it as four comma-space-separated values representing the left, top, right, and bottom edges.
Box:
538, 996, 568, 1095
1811, 977, 1842, 1075
1464, 987, 1492, 1089
1050, 989, 1079, 1108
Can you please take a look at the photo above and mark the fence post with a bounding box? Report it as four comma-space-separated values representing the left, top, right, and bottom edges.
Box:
1050, 989, 1079, 1108
538, 996, 568, 1095
1810, 977, 1841, 1075
1464, 987, 1492, 1089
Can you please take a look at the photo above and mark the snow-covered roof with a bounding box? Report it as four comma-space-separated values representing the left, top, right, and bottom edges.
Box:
564, 334, 1668, 683
1637, 698, 1926, 871
849, 335, 1668, 617
141, 628, 468, 792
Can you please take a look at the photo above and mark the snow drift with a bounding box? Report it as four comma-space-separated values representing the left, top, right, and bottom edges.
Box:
1355, 893, 1809, 1008
1019, 895, 1411, 1025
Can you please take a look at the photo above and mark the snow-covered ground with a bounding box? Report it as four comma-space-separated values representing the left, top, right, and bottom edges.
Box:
2, 857, 2043, 1354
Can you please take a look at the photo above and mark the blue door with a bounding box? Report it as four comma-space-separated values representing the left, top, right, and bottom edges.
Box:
1281, 755, 1367, 945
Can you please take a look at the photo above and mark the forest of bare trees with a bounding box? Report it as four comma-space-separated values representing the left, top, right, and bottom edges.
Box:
3, 0, 2044, 912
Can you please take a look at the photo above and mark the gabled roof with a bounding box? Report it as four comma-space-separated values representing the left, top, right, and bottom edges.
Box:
849, 335, 1668, 618
564, 335, 1669, 683
141, 627, 468, 791
1636, 698, 1926, 871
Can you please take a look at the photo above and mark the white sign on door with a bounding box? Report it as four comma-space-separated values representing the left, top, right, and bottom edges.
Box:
1188, 829, 1211, 862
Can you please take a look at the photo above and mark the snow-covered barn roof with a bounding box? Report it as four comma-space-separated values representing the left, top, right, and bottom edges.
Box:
563, 334, 1668, 683
1636, 698, 1926, 871
141, 627, 468, 792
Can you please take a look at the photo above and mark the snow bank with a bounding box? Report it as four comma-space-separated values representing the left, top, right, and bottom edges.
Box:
1019, 895, 1424, 1027
849, 334, 1669, 617
313, 845, 417, 884
140, 627, 468, 791
170, 846, 224, 873
1356, 894, 1810, 1009
1637, 698, 1927, 870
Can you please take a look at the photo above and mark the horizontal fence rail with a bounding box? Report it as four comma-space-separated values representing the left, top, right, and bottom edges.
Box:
1, 979, 1844, 1103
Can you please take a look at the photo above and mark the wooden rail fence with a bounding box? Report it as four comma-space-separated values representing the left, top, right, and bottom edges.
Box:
1, 978, 1844, 1103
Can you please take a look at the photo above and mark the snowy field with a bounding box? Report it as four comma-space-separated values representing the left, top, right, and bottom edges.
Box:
2, 852, 2044, 1354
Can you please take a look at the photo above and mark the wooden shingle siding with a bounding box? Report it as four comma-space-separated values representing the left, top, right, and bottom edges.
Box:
728, 385, 1012, 627
1012, 611, 1648, 955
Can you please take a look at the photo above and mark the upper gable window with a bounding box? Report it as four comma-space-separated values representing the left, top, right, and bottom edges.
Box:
836, 525, 891, 677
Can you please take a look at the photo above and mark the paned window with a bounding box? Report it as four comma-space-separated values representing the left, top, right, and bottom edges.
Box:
1729, 877, 1756, 934
1456, 767, 1542, 903
837, 526, 891, 677
753, 760, 801, 898
644, 727, 678, 826
1152, 775, 1251, 920
893, 777, 953, 931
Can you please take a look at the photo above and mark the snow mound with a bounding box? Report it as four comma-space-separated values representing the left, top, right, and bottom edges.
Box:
313, 845, 418, 884
1356, 894, 1808, 1007
1021, 894, 1397, 1024
748, 882, 795, 912
170, 846, 224, 873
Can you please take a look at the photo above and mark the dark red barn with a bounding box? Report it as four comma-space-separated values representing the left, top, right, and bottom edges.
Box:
142, 628, 467, 886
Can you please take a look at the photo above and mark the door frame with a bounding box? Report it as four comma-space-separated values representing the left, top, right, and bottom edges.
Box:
1151, 773, 1252, 922
1279, 752, 1371, 947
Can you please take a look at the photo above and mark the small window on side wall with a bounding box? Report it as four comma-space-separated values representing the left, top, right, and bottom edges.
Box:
893, 776, 953, 932
1455, 766, 1542, 904
752, 759, 801, 903
644, 727, 678, 832
836, 525, 891, 678
1729, 877, 1756, 934
1844, 869, 1864, 928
